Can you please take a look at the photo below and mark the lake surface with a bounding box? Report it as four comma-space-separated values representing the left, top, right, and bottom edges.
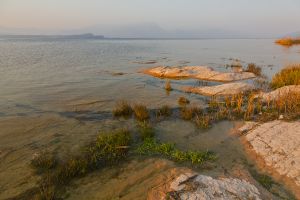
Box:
0, 39, 299, 199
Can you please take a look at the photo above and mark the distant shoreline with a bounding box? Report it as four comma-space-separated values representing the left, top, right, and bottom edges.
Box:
0, 35, 276, 40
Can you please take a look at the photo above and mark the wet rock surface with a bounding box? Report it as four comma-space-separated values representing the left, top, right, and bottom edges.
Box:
258, 85, 300, 101
148, 172, 262, 200
143, 66, 256, 82
183, 82, 254, 96
242, 120, 300, 198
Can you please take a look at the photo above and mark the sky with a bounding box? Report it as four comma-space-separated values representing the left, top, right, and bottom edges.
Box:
1, 0, 300, 37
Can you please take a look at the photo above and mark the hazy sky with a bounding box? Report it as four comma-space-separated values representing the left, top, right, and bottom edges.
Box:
1, 0, 300, 36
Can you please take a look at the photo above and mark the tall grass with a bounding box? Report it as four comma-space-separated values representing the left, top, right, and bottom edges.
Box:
271, 64, 300, 89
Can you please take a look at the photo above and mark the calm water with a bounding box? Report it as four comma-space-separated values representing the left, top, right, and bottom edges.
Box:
1, 39, 300, 116
0, 39, 299, 199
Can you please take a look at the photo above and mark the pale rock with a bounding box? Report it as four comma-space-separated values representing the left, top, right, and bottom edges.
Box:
142, 66, 256, 82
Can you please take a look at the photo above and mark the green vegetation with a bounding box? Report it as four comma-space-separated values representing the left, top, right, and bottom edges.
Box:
156, 105, 172, 118
112, 100, 133, 118
178, 96, 190, 106
136, 138, 216, 165
133, 104, 150, 121
271, 64, 300, 89
245, 63, 262, 76
31, 129, 132, 200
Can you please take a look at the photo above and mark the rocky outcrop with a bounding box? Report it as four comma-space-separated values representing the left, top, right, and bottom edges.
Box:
242, 120, 300, 198
183, 82, 254, 96
257, 85, 300, 101
143, 66, 256, 82
148, 172, 262, 200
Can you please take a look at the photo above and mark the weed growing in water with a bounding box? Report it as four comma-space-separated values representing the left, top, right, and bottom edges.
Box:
180, 106, 202, 120
195, 114, 211, 129
165, 80, 173, 91
156, 105, 172, 118
178, 96, 190, 106
136, 138, 216, 165
245, 63, 262, 76
31, 151, 57, 173
112, 100, 133, 118
30, 129, 132, 200
133, 104, 150, 121
137, 121, 155, 140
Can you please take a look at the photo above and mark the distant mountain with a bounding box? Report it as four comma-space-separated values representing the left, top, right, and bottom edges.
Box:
0, 23, 280, 39
0, 33, 104, 40
281, 31, 300, 38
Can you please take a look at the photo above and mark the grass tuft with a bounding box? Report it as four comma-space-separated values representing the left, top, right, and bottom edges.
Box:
270, 64, 300, 89
136, 138, 216, 165
180, 106, 202, 120
156, 105, 172, 118
245, 63, 262, 76
133, 104, 150, 121
112, 100, 133, 118
178, 96, 190, 106
31, 151, 57, 173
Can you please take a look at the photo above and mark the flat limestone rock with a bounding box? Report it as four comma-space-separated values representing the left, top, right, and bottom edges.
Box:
244, 120, 300, 198
183, 82, 254, 96
258, 85, 300, 101
148, 173, 262, 200
143, 66, 256, 82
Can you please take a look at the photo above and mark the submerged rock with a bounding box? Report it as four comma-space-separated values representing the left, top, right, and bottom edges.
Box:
142, 66, 256, 82
257, 85, 300, 101
183, 82, 254, 96
243, 120, 300, 198
148, 172, 262, 200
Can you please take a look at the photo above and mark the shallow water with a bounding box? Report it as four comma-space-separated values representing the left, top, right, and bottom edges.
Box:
0, 39, 299, 199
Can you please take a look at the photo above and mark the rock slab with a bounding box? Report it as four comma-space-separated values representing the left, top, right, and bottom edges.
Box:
143, 66, 256, 82
244, 120, 300, 198
183, 82, 254, 96
148, 173, 262, 200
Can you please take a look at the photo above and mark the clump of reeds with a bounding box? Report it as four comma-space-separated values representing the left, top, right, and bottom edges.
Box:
195, 114, 211, 129
245, 63, 262, 76
275, 37, 300, 46
133, 104, 150, 121
112, 100, 133, 118
178, 96, 190, 106
270, 64, 300, 89
165, 80, 172, 91
156, 105, 172, 118
180, 106, 202, 120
